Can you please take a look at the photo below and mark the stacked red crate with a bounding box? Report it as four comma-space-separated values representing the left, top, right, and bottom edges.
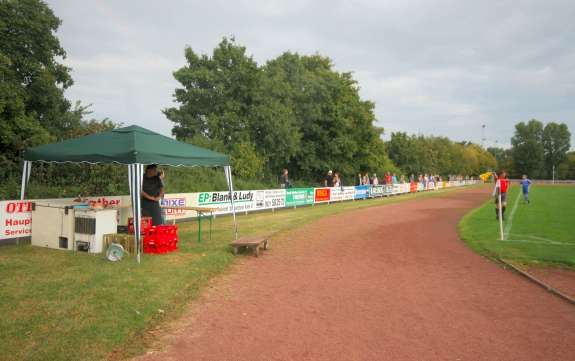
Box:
143, 225, 179, 254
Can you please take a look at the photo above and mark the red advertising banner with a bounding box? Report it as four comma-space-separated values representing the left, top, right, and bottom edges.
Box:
1, 201, 33, 238
314, 188, 331, 203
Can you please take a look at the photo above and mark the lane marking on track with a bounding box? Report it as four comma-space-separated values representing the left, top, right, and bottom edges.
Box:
503, 190, 522, 240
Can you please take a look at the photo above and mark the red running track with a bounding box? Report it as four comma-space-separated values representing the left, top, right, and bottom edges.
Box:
136, 187, 575, 361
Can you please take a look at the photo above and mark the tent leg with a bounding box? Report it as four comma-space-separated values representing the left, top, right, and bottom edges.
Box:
20, 161, 31, 200
129, 163, 143, 264
224, 166, 238, 240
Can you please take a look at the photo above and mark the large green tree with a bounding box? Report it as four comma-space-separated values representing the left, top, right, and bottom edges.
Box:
263, 52, 392, 179
0, 0, 74, 174
542, 122, 571, 178
164, 38, 268, 178
557, 152, 575, 180
387, 132, 420, 174
164, 37, 259, 144
510, 119, 545, 178
166, 39, 395, 182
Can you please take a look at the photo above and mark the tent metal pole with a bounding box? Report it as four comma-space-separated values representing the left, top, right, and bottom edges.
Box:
129, 163, 143, 264
20, 161, 31, 200
224, 166, 238, 240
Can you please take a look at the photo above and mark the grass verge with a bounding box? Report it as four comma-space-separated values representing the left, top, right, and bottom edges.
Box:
1, 186, 474, 361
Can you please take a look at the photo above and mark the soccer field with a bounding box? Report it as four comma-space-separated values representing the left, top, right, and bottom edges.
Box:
459, 185, 575, 267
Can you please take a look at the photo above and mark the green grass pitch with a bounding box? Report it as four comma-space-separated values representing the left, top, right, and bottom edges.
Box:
459, 184, 575, 267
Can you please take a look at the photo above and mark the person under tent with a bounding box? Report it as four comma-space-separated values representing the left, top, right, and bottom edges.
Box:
141, 164, 164, 226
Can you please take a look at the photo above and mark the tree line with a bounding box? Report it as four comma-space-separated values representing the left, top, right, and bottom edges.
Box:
0, 1, 571, 199
387, 133, 496, 177
487, 120, 572, 179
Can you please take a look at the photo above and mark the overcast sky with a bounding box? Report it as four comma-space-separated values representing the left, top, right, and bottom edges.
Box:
47, 0, 575, 148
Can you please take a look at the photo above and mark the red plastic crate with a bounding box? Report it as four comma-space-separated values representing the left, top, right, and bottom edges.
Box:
143, 225, 179, 254
128, 217, 152, 234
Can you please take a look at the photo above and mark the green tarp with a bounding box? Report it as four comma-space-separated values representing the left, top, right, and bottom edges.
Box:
24, 125, 230, 167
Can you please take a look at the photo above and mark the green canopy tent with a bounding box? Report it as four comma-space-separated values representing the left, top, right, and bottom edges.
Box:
21, 125, 238, 263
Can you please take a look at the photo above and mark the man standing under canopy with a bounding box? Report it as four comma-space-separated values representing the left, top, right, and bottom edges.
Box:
141, 164, 164, 226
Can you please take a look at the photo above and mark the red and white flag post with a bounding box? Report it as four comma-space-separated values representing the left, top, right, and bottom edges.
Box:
494, 178, 504, 240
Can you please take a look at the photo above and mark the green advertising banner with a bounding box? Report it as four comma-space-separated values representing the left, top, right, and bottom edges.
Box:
285, 188, 315, 207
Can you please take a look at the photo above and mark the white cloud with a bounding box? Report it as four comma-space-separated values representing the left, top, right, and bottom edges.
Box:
47, 0, 575, 146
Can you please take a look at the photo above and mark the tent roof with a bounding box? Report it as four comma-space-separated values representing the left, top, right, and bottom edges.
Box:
24, 125, 230, 167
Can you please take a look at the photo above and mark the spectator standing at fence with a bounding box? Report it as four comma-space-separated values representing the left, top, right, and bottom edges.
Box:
520, 174, 532, 204
337, 172, 345, 190
385, 172, 392, 185
358, 173, 363, 186
372, 173, 379, 185
324, 170, 334, 187
279, 169, 291, 189
392, 173, 398, 184
333, 172, 340, 187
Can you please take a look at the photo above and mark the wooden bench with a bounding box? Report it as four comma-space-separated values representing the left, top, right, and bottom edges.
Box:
230, 236, 269, 257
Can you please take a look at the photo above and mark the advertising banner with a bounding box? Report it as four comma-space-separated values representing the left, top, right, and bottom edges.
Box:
385, 185, 393, 195
285, 188, 315, 207
369, 185, 385, 197
330, 187, 355, 202
314, 188, 331, 203
0, 181, 478, 242
254, 189, 286, 210
354, 185, 369, 200
197, 190, 257, 214
0, 200, 33, 239
160, 193, 199, 221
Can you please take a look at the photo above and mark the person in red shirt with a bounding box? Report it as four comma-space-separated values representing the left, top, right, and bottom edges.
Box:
493, 171, 510, 220
385, 172, 392, 185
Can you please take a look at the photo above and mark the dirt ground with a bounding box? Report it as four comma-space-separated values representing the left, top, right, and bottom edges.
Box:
526, 267, 575, 300
136, 187, 575, 361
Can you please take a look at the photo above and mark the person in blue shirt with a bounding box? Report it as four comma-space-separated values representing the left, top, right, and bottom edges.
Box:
520, 174, 532, 204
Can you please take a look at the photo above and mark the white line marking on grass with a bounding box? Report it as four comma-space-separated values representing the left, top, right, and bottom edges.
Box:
507, 233, 572, 246
509, 234, 556, 244
505, 239, 574, 246
503, 190, 522, 240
